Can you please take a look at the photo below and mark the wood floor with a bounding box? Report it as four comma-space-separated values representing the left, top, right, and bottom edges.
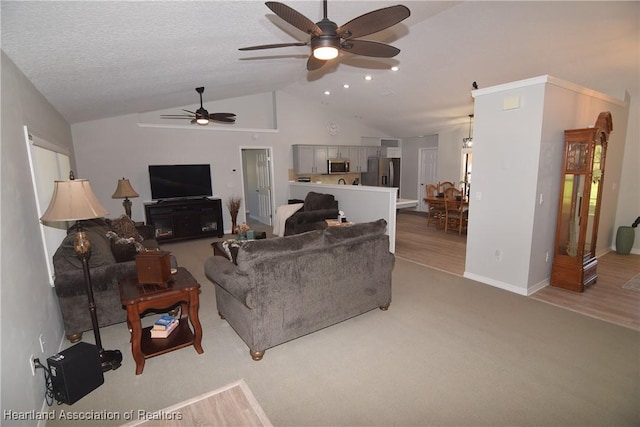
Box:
395, 211, 640, 331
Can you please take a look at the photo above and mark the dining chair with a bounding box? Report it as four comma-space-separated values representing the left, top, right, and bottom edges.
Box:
444, 187, 468, 235
425, 184, 444, 228
438, 181, 455, 194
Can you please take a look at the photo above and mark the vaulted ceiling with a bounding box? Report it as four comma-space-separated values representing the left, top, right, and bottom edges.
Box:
2, 1, 638, 138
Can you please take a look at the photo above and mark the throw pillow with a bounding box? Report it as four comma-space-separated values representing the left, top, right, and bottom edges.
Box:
108, 215, 143, 242
220, 239, 245, 264
106, 231, 145, 262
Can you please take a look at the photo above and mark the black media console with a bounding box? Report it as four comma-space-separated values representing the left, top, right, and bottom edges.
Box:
144, 198, 224, 242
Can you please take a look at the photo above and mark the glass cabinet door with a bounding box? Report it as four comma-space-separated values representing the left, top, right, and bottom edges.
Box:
557, 173, 586, 257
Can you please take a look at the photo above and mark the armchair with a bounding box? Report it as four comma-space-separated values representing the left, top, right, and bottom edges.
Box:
284, 191, 339, 236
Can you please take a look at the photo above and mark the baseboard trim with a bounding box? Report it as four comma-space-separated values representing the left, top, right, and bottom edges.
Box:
463, 272, 529, 296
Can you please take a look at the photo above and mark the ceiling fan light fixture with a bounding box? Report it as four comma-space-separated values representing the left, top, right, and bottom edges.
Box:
196, 107, 209, 125
462, 114, 474, 148
313, 45, 339, 60
312, 34, 339, 60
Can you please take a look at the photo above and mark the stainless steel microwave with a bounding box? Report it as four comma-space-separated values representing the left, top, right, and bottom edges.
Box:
327, 159, 350, 174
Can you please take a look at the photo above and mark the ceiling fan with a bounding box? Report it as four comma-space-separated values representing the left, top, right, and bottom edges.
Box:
160, 87, 236, 125
239, 1, 410, 71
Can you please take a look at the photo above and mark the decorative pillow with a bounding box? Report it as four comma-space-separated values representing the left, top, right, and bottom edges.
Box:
108, 215, 143, 242
106, 231, 145, 262
220, 239, 245, 264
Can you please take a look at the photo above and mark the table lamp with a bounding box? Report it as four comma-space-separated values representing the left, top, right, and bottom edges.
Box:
41, 177, 122, 372
111, 178, 139, 218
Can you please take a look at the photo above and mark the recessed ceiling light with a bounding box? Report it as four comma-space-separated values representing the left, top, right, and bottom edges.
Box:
391, 66, 399, 71
324, 90, 331, 95
343, 84, 350, 89
364, 75, 373, 81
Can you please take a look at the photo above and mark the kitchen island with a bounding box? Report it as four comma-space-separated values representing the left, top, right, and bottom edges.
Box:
288, 182, 418, 253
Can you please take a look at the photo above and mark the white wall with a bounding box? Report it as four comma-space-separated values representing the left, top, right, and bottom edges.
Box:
437, 128, 467, 186
1, 52, 73, 423
401, 135, 439, 201
613, 95, 640, 251
71, 92, 388, 234
465, 76, 629, 296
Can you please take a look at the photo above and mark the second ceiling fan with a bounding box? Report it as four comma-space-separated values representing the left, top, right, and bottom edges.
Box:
160, 87, 236, 125
239, 0, 410, 71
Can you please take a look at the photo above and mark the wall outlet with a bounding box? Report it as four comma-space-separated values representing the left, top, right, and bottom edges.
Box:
29, 354, 36, 376
545, 251, 550, 262
495, 249, 502, 261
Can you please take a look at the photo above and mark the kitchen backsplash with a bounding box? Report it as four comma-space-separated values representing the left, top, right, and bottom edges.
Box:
288, 169, 362, 185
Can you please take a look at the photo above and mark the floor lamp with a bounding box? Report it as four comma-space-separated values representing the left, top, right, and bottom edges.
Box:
41, 178, 122, 372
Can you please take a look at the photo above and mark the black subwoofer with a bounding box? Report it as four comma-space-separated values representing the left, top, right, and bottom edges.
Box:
47, 342, 104, 405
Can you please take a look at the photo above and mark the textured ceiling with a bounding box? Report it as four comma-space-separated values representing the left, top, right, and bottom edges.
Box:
2, 1, 638, 138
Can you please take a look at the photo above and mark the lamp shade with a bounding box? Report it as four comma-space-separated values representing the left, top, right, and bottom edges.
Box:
41, 179, 108, 222
111, 178, 139, 199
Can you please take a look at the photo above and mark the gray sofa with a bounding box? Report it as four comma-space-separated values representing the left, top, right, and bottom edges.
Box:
204, 219, 394, 360
53, 217, 163, 342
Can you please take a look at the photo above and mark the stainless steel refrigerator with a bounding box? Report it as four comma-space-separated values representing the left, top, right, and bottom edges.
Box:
362, 157, 401, 194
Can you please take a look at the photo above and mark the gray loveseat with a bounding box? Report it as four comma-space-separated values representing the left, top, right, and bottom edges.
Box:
204, 219, 394, 360
53, 217, 163, 342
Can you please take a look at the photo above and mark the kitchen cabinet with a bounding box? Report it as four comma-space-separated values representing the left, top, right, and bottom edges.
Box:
348, 146, 369, 172
327, 146, 348, 159
293, 145, 328, 174
366, 146, 387, 158
293, 144, 394, 174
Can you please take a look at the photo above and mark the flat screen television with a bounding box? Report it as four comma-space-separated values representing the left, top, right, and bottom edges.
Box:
148, 164, 212, 201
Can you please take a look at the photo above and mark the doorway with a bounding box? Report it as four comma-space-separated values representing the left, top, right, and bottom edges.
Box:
241, 148, 274, 228
417, 148, 438, 212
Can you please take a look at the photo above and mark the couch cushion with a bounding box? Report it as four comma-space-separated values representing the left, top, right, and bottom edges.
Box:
236, 229, 324, 265
53, 229, 116, 271
323, 219, 387, 243
304, 192, 335, 211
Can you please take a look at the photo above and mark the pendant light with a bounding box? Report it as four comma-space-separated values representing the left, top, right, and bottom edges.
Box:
462, 114, 474, 148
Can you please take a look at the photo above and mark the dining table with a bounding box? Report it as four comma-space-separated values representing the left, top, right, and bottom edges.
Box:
424, 196, 469, 229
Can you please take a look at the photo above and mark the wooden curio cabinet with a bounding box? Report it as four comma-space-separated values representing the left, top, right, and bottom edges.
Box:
551, 112, 612, 292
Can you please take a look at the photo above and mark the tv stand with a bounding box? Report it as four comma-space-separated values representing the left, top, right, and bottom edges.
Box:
144, 198, 224, 242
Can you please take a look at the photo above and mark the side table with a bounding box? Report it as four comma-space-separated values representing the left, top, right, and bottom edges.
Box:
118, 267, 204, 375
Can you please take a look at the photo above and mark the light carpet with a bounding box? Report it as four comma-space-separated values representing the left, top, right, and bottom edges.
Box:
44, 238, 639, 426
622, 272, 640, 292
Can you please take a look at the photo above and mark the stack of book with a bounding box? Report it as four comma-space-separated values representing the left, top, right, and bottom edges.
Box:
150, 314, 178, 338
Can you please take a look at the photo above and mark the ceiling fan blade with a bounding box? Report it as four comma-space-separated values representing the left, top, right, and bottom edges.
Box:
239, 42, 308, 51
182, 109, 196, 114
337, 5, 410, 40
341, 39, 400, 58
210, 117, 236, 124
266, 1, 322, 36
210, 113, 237, 122
161, 115, 194, 118
306, 55, 327, 71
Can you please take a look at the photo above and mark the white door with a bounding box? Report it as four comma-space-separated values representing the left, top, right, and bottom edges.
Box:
418, 148, 438, 212
242, 148, 273, 226
255, 150, 272, 225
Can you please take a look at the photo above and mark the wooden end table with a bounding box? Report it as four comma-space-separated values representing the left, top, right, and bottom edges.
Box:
118, 267, 204, 375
